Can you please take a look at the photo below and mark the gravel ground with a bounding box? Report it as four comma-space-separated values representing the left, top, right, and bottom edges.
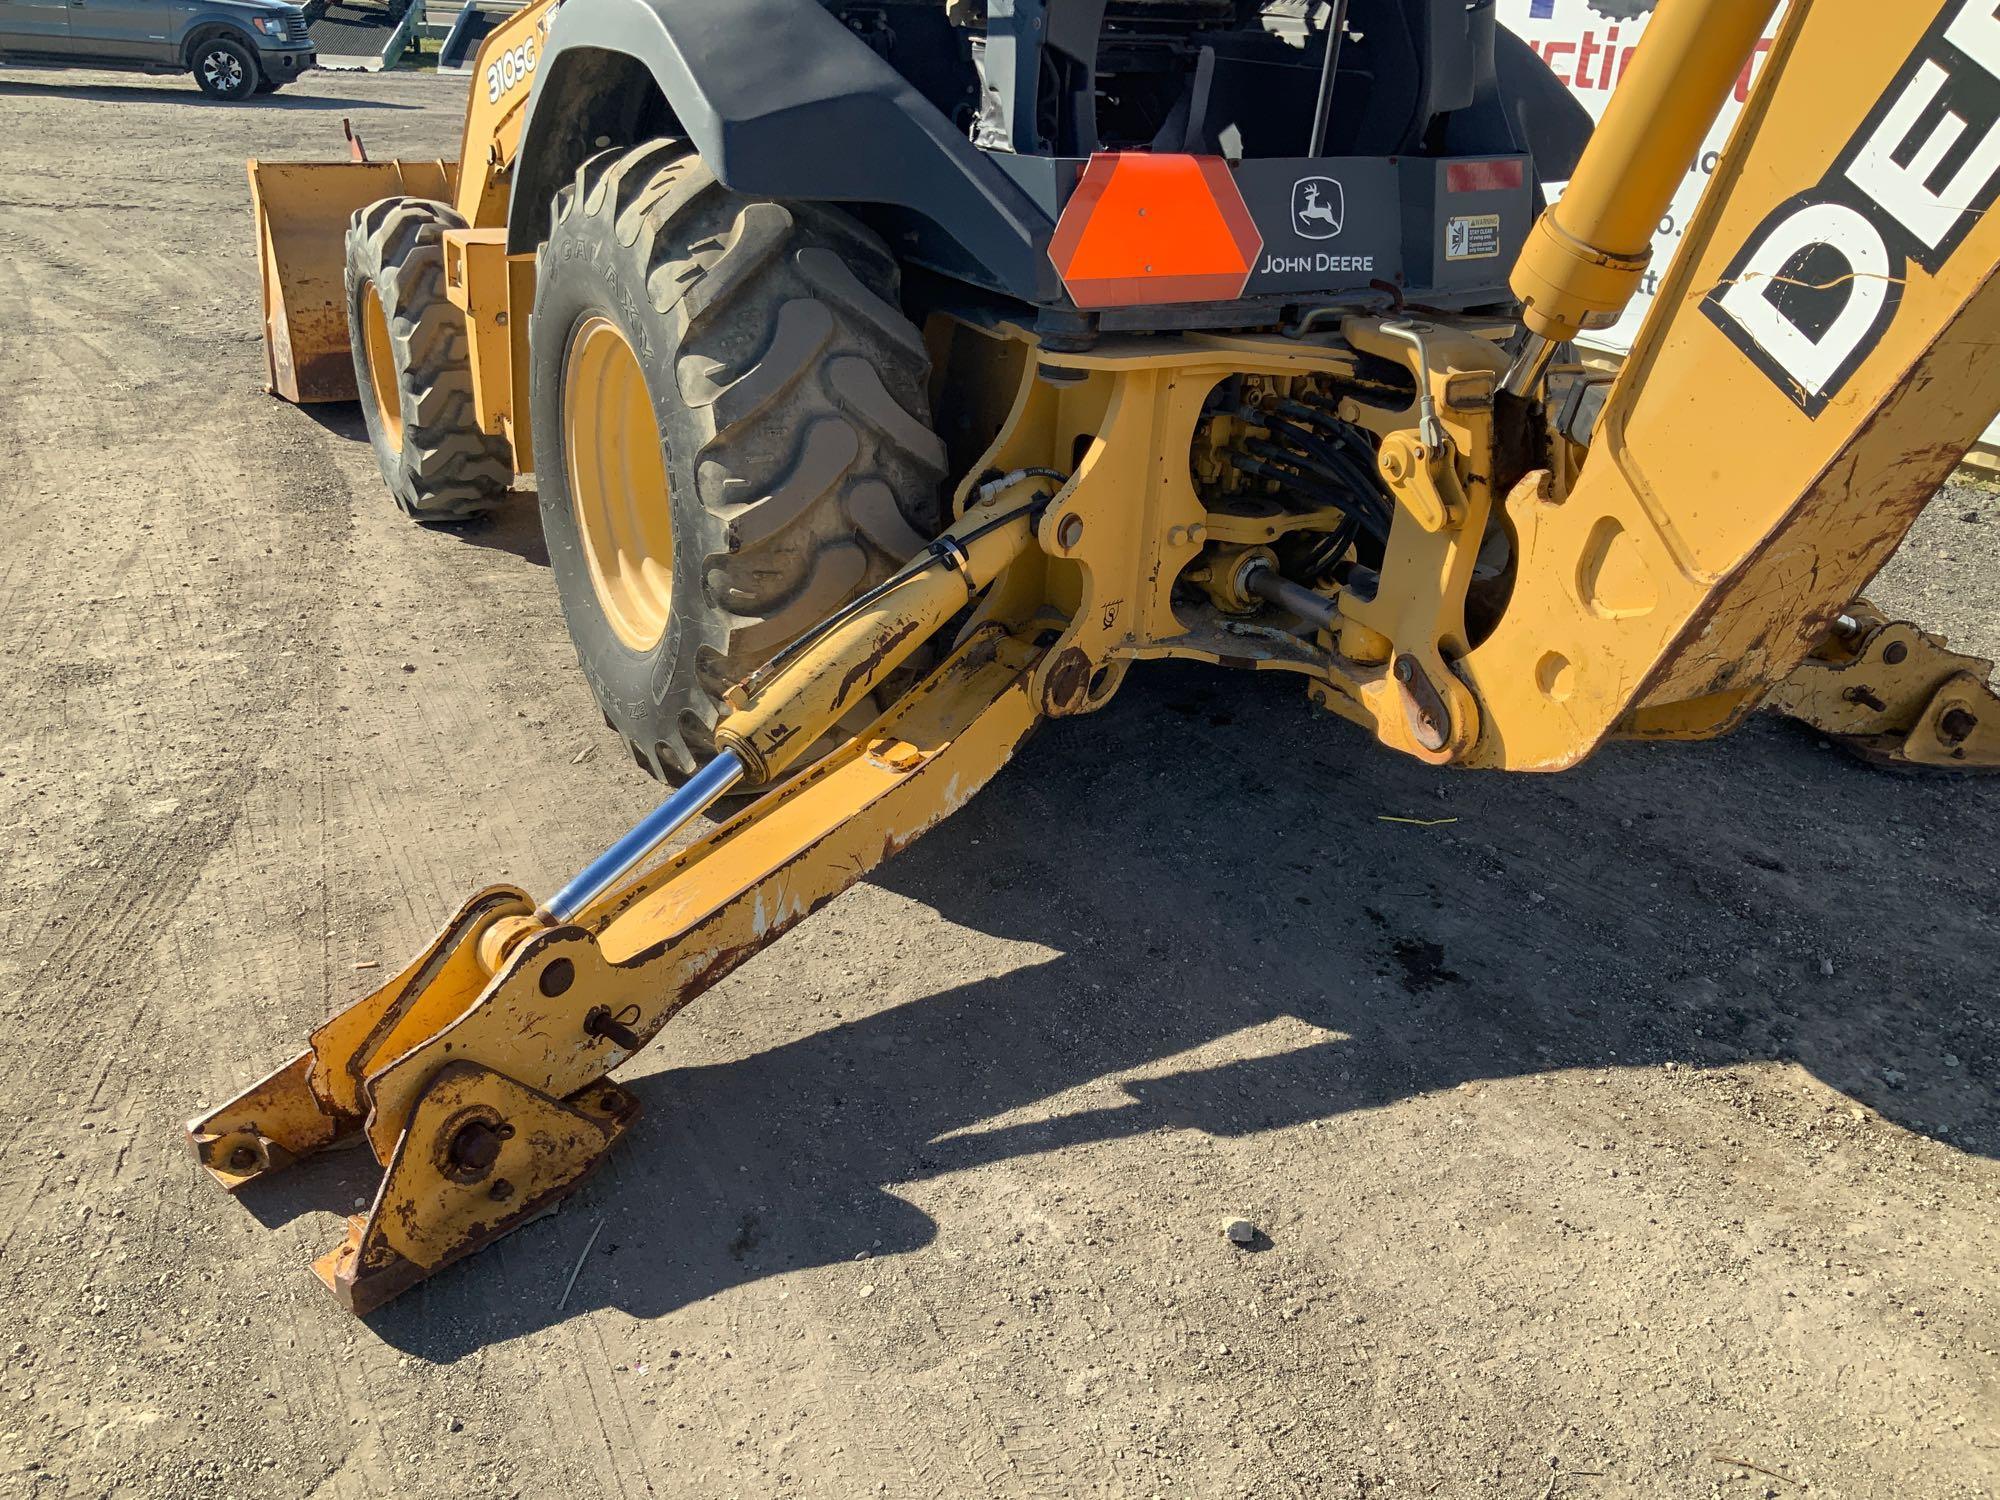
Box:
0, 63, 1995, 1500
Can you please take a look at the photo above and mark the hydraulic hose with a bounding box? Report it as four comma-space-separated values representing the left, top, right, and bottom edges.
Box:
1253, 412, 1395, 531
716, 495, 1045, 786
1227, 448, 1389, 541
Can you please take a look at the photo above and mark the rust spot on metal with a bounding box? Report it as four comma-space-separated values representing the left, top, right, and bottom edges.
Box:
448, 1121, 503, 1175
637, 872, 872, 1038
679, 938, 765, 1004
1631, 384, 1979, 715
1043, 647, 1092, 714
1394, 653, 1451, 752
293, 349, 359, 403
435, 1105, 506, 1184
832, 618, 922, 712
323, 1075, 639, 1315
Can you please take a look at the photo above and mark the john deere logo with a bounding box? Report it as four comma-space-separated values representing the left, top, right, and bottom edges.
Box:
1292, 177, 1344, 240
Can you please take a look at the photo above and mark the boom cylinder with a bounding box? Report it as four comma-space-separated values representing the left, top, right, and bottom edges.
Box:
522, 495, 1042, 931
1505, 0, 1782, 393
716, 499, 1041, 786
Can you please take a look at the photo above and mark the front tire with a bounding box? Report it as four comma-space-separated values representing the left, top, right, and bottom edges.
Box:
191, 36, 259, 100
345, 197, 513, 522
529, 140, 946, 783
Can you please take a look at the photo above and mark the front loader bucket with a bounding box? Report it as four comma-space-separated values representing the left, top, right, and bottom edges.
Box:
249, 158, 456, 403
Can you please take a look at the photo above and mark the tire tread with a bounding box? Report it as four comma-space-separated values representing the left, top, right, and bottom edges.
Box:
532, 144, 943, 781
345, 197, 513, 523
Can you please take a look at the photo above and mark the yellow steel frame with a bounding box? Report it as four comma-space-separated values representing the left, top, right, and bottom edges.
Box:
446, 0, 554, 232
938, 312, 1522, 765
203, 0, 2000, 1311
1475, 0, 2000, 769
436, 0, 553, 463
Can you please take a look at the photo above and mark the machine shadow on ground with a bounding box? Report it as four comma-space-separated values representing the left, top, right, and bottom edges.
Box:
297, 403, 370, 442
300, 398, 551, 561
0, 77, 419, 109
237, 663, 1997, 1356
452, 493, 549, 565
298, 397, 553, 562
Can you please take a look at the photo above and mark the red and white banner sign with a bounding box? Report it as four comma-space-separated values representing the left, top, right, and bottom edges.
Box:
1498, 0, 1999, 445
1497, 0, 1787, 356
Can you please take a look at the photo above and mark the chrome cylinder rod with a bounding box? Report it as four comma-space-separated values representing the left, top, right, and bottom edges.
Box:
1244, 561, 1338, 632
1501, 331, 1559, 399
541, 751, 746, 924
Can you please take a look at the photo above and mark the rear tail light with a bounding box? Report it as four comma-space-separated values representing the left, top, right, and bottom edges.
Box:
1446, 159, 1527, 194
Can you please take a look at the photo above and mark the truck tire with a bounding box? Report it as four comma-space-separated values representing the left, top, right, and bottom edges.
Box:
191, 35, 259, 100
529, 140, 946, 783
345, 197, 513, 523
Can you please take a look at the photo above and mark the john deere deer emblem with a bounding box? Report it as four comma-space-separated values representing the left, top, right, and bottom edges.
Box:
1292, 177, 1344, 241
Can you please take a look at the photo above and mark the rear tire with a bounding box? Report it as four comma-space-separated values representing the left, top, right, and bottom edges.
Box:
345, 197, 513, 523
191, 36, 259, 100
529, 140, 946, 783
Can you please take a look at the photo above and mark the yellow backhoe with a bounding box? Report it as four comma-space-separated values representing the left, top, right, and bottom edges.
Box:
203, 0, 2000, 1312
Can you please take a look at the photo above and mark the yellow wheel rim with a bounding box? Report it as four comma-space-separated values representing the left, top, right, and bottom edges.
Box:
564, 316, 675, 653
360, 286, 404, 453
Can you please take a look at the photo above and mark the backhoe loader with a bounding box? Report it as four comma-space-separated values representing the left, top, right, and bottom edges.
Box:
205, 0, 2000, 1312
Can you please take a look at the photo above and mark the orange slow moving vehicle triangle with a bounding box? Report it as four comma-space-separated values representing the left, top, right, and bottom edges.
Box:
1049, 152, 1265, 308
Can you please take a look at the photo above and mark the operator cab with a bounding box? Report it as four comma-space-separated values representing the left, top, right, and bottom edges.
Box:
844, 0, 1591, 327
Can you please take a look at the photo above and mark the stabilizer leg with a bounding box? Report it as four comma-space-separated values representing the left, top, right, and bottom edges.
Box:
186, 885, 536, 1191
315, 1062, 637, 1316
190, 486, 1050, 1312
189, 630, 1046, 1312
1769, 601, 2000, 770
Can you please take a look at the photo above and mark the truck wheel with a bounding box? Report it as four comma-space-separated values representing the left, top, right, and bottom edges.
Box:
529, 140, 946, 783
345, 197, 513, 523
191, 36, 259, 100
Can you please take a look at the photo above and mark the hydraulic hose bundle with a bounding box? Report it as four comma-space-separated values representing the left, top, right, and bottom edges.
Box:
1211, 395, 1393, 590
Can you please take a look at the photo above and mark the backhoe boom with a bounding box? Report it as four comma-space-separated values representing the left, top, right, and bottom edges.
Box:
1462, 0, 2000, 768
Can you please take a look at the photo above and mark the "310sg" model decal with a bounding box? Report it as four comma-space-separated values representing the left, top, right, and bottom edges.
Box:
485, 36, 537, 105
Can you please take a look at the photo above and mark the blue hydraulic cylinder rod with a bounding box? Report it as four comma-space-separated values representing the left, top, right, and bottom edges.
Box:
540, 751, 746, 924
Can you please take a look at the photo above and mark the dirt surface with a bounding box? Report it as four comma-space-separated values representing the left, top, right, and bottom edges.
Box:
2, 66, 1998, 1500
